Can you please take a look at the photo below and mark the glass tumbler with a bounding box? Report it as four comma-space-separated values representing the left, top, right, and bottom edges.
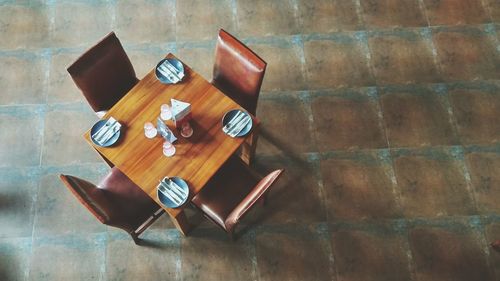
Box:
144, 122, 157, 138
180, 121, 193, 138
163, 140, 176, 157
160, 104, 172, 120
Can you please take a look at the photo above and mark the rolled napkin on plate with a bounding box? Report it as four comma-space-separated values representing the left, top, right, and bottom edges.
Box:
91, 117, 122, 146
157, 177, 189, 207
155, 58, 185, 84
228, 116, 251, 137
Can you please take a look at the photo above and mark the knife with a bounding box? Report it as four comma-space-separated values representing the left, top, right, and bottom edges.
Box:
158, 181, 182, 205
163, 60, 184, 80
229, 116, 251, 137
223, 111, 245, 134
166, 178, 188, 197
92, 117, 116, 141
98, 122, 121, 144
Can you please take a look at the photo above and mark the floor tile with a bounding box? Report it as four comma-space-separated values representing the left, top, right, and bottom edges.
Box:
391, 148, 475, 218
33, 165, 108, 237
331, 222, 412, 281
115, 0, 176, 44
246, 38, 307, 91
0, 4, 49, 50
368, 30, 440, 85
409, 221, 493, 281
304, 34, 374, 89
29, 234, 105, 281
51, 2, 113, 48
484, 222, 500, 279
177, 43, 215, 81
0, 168, 38, 239
251, 155, 326, 225
0, 52, 48, 105
297, 0, 362, 33
465, 147, 500, 214
255, 226, 332, 281
0, 237, 31, 281
256, 94, 315, 156
360, 0, 427, 29
448, 82, 500, 145
484, 0, 500, 21
126, 48, 167, 80
176, 0, 235, 42
236, 0, 300, 37
181, 228, 254, 281
310, 89, 386, 151
0, 106, 44, 167
47, 51, 85, 104
379, 85, 458, 148
432, 26, 499, 81
320, 150, 401, 221
41, 104, 101, 165
422, 0, 490, 26
106, 231, 180, 281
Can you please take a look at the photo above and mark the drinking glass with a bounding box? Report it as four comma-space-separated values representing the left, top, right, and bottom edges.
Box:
180, 121, 193, 138
144, 122, 157, 138
160, 104, 172, 120
163, 140, 176, 157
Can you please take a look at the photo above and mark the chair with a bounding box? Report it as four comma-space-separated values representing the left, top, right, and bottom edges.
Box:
212, 29, 266, 165
60, 168, 164, 245
192, 156, 283, 239
212, 29, 267, 116
67, 32, 138, 118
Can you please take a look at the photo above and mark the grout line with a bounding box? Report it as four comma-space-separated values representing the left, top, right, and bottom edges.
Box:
417, 0, 431, 27
419, 27, 444, 81
231, 0, 239, 33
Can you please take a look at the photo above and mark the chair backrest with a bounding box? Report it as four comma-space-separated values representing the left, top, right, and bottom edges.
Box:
212, 29, 267, 115
59, 174, 113, 224
225, 169, 283, 230
67, 32, 138, 113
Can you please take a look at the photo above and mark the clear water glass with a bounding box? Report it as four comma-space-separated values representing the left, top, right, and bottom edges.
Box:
160, 104, 172, 120
163, 140, 176, 157
144, 122, 157, 138
180, 121, 193, 138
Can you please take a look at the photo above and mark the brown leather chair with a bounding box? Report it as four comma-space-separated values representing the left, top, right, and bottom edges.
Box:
67, 32, 138, 118
60, 168, 164, 245
212, 29, 267, 116
192, 157, 283, 239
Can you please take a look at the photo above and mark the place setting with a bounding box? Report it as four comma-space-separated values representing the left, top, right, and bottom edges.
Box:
155, 58, 185, 84
90, 117, 122, 147
157, 176, 189, 208
222, 109, 253, 137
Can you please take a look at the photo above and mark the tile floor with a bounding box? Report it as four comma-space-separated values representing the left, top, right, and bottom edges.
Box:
0, 0, 499, 280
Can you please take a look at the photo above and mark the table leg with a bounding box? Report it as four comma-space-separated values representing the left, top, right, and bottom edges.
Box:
170, 211, 191, 236
240, 123, 260, 165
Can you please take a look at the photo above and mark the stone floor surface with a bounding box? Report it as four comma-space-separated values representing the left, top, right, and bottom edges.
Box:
0, 0, 500, 280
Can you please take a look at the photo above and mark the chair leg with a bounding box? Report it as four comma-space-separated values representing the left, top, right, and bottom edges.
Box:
130, 232, 141, 245
240, 126, 259, 165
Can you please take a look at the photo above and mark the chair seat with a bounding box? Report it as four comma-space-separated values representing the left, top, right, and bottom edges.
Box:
192, 157, 258, 230
98, 167, 160, 229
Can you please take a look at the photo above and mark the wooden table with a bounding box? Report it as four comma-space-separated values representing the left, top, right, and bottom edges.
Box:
83, 54, 256, 235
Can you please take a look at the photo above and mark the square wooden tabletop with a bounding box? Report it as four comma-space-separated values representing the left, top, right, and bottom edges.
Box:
83, 54, 253, 224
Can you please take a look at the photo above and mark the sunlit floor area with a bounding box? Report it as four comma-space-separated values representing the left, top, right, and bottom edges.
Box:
1, 0, 500, 280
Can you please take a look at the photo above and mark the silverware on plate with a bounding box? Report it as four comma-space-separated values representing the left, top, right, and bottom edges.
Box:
228, 116, 251, 137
